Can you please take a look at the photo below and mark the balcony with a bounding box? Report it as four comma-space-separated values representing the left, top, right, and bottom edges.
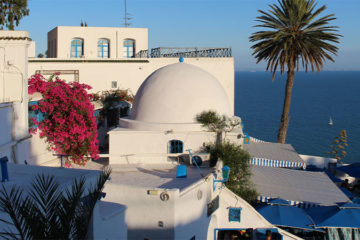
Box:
136, 47, 232, 58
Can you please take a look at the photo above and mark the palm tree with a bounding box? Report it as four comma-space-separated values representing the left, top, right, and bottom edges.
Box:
0, 167, 111, 240
250, 0, 341, 143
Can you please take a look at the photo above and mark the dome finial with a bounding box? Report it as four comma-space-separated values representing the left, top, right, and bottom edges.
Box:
179, 56, 184, 63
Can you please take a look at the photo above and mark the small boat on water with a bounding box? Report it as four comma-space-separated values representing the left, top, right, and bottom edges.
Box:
329, 117, 333, 126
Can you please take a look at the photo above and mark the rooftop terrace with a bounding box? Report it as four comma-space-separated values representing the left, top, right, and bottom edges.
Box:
74, 159, 214, 191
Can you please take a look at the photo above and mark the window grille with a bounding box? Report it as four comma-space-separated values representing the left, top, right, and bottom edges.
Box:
98, 39, 110, 58
70, 38, 83, 58
168, 140, 183, 153
123, 39, 135, 58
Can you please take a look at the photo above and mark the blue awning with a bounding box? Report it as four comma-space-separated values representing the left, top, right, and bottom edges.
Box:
317, 209, 360, 228
325, 170, 343, 183
337, 163, 360, 178
256, 204, 317, 231
306, 206, 360, 229
340, 187, 356, 198
352, 197, 360, 204
337, 202, 360, 209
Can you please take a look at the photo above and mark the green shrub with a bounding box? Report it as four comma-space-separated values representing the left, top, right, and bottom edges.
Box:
209, 142, 258, 203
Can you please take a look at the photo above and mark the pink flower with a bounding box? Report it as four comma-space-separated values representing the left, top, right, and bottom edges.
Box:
28, 74, 99, 165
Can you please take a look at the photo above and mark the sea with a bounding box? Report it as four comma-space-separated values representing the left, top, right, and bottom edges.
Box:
235, 71, 360, 164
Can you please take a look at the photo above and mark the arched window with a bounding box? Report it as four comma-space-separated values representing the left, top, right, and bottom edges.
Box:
168, 140, 183, 154
97, 39, 110, 58
123, 39, 135, 58
70, 38, 83, 58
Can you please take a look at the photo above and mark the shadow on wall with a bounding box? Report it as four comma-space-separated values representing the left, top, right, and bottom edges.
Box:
0, 104, 13, 162
126, 199, 210, 240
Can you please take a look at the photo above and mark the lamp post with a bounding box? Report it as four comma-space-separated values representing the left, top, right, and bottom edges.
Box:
213, 165, 231, 191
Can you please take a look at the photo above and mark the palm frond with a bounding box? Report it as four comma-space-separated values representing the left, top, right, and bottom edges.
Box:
0, 168, 111, 240
0, 185, 31, 239
250, 0, 341, 77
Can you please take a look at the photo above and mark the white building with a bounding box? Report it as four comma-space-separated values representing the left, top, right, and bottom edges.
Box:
100, 163, 300, 240
27, 26, 234, 112
0, 28, 303, 240
103, 60, 300, 239
27, 26, 235, 166
109, 61, 240, 164
0, 31, 31, 165
47, 26, 148, 59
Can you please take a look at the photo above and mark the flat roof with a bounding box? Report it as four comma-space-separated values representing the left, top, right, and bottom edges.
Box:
251, 165, 350, 206
1, 163, 101, 191
243, 142, 305, 163
76, 160, 213, 191
107, 164, 213, 191
48, 26, 148, 33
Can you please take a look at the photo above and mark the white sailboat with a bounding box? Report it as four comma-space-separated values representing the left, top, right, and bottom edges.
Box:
329, 117, 333, 126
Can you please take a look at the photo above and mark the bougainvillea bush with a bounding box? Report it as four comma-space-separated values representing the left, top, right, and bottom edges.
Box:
28, 74, 99, 165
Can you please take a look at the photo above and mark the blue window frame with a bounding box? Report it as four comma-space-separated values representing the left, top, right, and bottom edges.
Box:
168, 140, 183, 154
123, 39, 135, 58
228, 208, 242, 222
97, 39, 109, 58
70, 38, 83, 58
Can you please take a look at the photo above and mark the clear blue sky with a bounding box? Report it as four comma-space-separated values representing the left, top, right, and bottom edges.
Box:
16, 0, 360, 71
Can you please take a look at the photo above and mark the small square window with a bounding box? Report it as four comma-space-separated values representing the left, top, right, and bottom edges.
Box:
111, 81, 117, 88
229, 208, 241, 222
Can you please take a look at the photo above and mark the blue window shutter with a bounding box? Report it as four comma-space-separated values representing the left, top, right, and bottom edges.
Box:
229, 208, 241, 222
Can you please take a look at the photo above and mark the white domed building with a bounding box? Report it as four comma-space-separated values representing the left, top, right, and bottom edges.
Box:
109, 61, 243, 164
104, 61, 300, 240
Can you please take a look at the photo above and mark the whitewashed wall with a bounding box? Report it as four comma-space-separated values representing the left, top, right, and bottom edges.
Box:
210, 187, 301, 240
0, 31, 30, 164
108, 129, 215, 164
299, 154, 337, 169
28, 57, 235, 114
103, 183, 177, 239
102, 169, 299, 240
0, 103, 14, 162
174, 179, 212, 240
92, 201, 127, 240
47, 26, 148, 59
28, 41, 36, 58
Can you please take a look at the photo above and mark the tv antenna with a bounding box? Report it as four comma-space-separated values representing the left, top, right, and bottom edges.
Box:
122, 0, 132, 27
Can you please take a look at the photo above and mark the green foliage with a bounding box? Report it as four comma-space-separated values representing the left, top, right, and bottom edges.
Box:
196, 110, 241, 145
327, 129, 348, 164
249, 0, 341, 143
196, 111, 226, 134
0, 167, 111, 239
93, 89, 134, 127
208, 142, 258, 203
250, 0, 341, 77
93, 89, 134, 107
0, 0, 30, 30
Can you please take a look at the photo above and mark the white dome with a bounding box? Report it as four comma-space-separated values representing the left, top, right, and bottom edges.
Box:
120, 62, 232, 130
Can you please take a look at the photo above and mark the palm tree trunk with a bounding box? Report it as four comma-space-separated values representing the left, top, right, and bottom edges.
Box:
277, 60, 295, 143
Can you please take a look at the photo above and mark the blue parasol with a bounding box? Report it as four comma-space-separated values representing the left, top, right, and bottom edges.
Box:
256, 204, 317, 231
